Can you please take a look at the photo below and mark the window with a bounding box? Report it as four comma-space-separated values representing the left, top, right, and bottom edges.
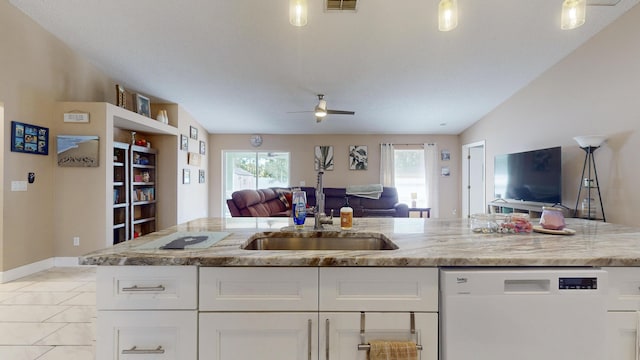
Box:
223, 151, 290, 216
394, 149, 427, 208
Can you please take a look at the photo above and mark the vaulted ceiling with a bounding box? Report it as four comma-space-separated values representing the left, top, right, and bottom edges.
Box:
10, 0, 639, 134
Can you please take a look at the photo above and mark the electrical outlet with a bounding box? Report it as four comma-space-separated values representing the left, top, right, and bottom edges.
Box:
300, 180, 306, 186
73, 237, 80, 246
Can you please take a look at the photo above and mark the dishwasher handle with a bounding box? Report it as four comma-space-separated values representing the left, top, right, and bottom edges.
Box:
504, 279, 550, 293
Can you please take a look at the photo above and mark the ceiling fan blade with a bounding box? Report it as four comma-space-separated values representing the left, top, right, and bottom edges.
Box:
326, 109, 355, 115
286, 110, 313, 114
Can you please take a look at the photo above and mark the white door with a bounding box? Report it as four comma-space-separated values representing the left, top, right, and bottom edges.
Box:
607, 312, 638, 360
320, 312, 438, 360
462, 141, 485, 218
199, 312, 318, 360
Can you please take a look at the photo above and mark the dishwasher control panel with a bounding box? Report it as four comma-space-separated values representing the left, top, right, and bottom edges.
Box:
558, 277, 598, 290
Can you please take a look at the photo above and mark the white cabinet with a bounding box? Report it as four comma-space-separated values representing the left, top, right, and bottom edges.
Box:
321, 312, 438, 360
97, 310, 197, 360
319, 267, 438, 312
199, 313, 318, 360
199, 267, 439, 360
97, 266, 198, 360
607, 312, 639, 360
606, 267, 640, 359
199, 267, 318, 311
97, 265, 197, 310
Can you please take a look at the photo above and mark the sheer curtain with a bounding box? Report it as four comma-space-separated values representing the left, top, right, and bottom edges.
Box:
380, 143, 395, 186
424, 143, 439, 218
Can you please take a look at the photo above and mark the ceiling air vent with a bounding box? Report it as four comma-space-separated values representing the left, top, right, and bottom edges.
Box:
326, 0, 357, 11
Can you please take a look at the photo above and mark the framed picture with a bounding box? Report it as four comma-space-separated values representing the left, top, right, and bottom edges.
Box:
56, 135, 99, 167
190, 126, 198, 140
180, 134, 189, 151
115, 84, 127, 109
183, 169, 191, 184
441, 166, 451, 177
199, 169, 205, 183
199, 141, 206, 155
133, 93, 151, 117
349, 145, 368, 170
188, 152, 201, 166
441, 149, 451, 161
314, 145, 334, 171
11, 121, 49, 155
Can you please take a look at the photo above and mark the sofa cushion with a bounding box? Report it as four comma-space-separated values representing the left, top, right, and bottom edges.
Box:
232, 189, 262, 209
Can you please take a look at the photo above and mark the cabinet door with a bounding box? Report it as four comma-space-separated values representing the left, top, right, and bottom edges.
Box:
607, 267, 640, 311
320, 312, 438, 360
319, 267, 438, 312
607, 312, 639, 360
199, 313, 318, 360
96, 310, 197, 360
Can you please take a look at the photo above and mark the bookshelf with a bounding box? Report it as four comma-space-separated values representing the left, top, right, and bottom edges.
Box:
130, 145, 157, 238
113, 142, 130, 244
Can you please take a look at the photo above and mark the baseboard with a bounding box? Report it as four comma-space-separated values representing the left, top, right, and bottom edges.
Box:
0, 257, 84, 283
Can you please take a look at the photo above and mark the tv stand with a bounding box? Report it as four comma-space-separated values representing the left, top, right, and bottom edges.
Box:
488, 201, 547, 218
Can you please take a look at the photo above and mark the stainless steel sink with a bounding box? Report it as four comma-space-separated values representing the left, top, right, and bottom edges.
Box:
241, 231, 398, 251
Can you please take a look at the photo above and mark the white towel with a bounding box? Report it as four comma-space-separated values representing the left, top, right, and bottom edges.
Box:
346, 184, 384, 199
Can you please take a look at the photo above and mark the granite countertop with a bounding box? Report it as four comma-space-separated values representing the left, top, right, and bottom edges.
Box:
80, 217, 640, 267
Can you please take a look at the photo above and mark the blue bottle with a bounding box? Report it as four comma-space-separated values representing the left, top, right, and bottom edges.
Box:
292, 190, 307, 229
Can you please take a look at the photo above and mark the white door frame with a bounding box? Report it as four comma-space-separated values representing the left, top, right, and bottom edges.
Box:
462, 141, 486, 218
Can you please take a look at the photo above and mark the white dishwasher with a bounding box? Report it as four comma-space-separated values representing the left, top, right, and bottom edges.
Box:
440, 268, 607, 360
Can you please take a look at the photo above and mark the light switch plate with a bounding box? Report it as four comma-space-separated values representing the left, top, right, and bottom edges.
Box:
11, 181, 27, 191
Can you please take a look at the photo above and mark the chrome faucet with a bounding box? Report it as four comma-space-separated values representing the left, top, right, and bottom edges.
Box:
314, 170, 333, 230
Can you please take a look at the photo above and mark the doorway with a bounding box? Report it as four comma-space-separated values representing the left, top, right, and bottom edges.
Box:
462, 141, 485, 218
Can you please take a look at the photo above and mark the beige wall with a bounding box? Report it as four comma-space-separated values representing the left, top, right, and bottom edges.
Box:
176, 106, 209, 224
460, 3, 640, 226
209, 134, 460, 218
1, 1, 114, 271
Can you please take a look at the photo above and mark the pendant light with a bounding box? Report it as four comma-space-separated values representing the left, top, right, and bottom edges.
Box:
290, 0, 308, 27
438, 0, 458, 32
561, 0, 586, 30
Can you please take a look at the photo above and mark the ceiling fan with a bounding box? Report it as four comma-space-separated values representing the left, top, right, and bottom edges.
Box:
304, 94, 356, 123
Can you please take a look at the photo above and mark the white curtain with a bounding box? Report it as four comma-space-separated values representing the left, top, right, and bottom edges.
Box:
425, 143, 439, 218
380, 143, 395, 187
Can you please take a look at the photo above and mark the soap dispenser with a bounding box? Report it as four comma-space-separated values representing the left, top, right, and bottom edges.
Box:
340, 196, 353, 230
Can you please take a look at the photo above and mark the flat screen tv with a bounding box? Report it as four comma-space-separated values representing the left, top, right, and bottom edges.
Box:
494, 146, 562, 204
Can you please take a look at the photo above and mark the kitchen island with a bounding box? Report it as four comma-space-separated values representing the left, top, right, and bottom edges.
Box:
84, 217, 640, 360
82, 217, 640, 267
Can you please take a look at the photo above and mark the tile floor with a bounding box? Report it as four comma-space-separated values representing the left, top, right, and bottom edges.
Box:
0, 267, 96, 360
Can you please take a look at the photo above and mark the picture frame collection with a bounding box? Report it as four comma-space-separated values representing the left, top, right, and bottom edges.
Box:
182, 125, 206, 184
11, 121, 49, 155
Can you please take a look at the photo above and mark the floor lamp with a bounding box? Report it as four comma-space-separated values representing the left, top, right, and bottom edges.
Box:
573, 136, 606, 222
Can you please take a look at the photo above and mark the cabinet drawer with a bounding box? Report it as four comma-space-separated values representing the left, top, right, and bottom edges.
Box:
606, 267, 640, 310
319, 267, 438, 312
96, 310, 197, 360
199, 267, 318, 311
97, 266, 197, 310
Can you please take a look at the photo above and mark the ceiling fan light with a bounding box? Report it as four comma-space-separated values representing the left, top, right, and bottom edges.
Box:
561, 0, 586, 30
314, 99, 327, 117
438, 0, 458, 32
290, 0, 308, 27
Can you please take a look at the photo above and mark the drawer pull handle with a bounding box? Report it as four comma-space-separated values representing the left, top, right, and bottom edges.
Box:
122, 345, 165, 354
121, 285, 166, 292
308, 319, 312, 360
